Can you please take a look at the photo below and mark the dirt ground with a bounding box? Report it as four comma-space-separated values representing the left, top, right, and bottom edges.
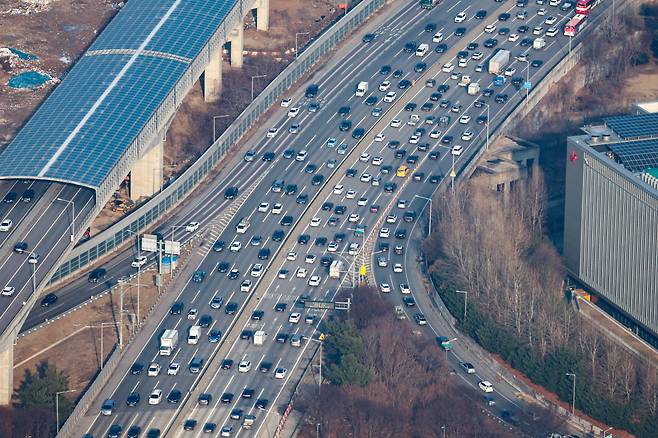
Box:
13, 279, 158, 394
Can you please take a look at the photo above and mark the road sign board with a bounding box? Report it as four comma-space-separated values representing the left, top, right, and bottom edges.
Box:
524, 81, 532, 90
164, 240, 181, 255
304, 300, 335, 310
335, 299, 351, 311
141, 234, 158, 252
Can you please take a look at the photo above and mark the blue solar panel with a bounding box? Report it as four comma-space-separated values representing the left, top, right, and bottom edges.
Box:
604, 113, 658, 140
0, 0, 238, 189
607, 139, 658, 173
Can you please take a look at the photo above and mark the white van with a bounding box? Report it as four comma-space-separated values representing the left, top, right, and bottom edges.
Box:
236, 217, 250, 234
415, 43, 429, 57
355, 81, 368, 97
187, 325, 200, 345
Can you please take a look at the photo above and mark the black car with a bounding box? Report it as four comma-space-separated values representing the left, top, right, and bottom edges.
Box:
108, 425, 123, 438
217, 262, 230, 273
339, 120, 352, 131
285, 184, 297, 195
231, 409, 243, 420
199, 315, 212, 328
21, 189, 34, 202
531, 59, 544, 68
320, 255, 332, 266
495, 94, 509, 104
379, 242, 389, 253
477, 115, 488, 125
498, 12, 510, 21
457, 50, 469, 60
406, 155, 419, 164
498, 27, 510, 35
517, 25, 529, 33
384, 182, 397, 193
395, 229, 407, 239
272, 230, 285, 242
520, 38, 533, 47
365, 96, 378, 106
228, 269, 240, 279
221, 393, 234, 403
280, 215, 293, 226
483, 38, 498, 48
198, 393, 212, 404
334, 205, 347, 215
482, 88, 494, 97
146, 429, 160, 438
394, 149, 407, 159
362, 33, 375, 43
421, 102, 434, 112
40, 293, 58, 307
393, 69, 403, 78
414, 63, 427, 73
404, 211, 417, 222
224, 186, 238, 199
305, 84, 319, 98
251, 310, 264, 320
130, 362, 144, 375
439, 99, 450, 109
296, 193, 309, 204
126, 392, 140, 407
127, 426, 141, 438
240, 330, 253, 340
380, 65, 391, 75
225, 302, 238, 314
221, 359, 234, 369
403, 41, 417, 52
276, 333, 289, 343
438, 84, 450, 93
298, 234, 310, 245
338, 106, 350, 115
352, 128, 365, 139
334, 232, 345, 242
454, 27, 466, 37
88, 267, 106, 283
13, 242, 28, 253
435, 43, 448, 53
262, 151, 275, 161
304, 164, 317, 174
425, 23, 436, 32
473, 99, 485, 108
429, 151, 439, 160
212, 240, 225, 252
203, 423, 216, 434
283, 148, 295, 159
429, 174, 441, 184
258, 248, 271, 260
170, 301, 184, 315
466, 42, 479, 50
183, 420, 197, 431
259, 361, 272, 372
255, 399, 269, 410
316, 237, 328, 247
398, 79, 412, 89
346, 168, 357, 177
275, 302, 287, 312
430, 92, 442, 101
167, 389, 182, 403
412, 172, 425, 182
404, 102, 417, 111
403, 296, 416, 307
191, 270, 206, 283
3, 192, 16, 203
322, 201, 334, 211
242, 388, 255, 399
442, 135, 454, 145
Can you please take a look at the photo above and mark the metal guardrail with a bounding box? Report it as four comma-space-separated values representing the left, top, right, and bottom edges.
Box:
48, 0, 387, 286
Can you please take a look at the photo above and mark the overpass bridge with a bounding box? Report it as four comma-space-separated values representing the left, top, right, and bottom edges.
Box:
0, 0, 271, 404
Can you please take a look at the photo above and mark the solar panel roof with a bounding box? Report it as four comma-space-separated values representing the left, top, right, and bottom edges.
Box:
0, 0, 237, 189
607, 139, 658, 173
604, 113, 658, 140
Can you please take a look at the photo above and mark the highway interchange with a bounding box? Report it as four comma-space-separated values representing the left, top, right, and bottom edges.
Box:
39, 0, 612, 436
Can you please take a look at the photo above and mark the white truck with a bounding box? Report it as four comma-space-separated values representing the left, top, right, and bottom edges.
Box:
488, 49, 510, 75
187, 325, 201, 345
159, 329, 178, 356
467, 82, 480, 96
533, 37, 546, 50
355, 81, 368, 97
329, 260, 344, 279
253, 330, 267, 346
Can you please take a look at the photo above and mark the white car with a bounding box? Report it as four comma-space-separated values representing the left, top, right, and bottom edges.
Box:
442, 62, 455, 73
386, 214, 397, 224
187, 309, 198, 320
360, 173, 372, 183
296, 150, 308, 161
327, 242, 339, 252
1, 286, 14, 297
280, 97, 292, 107
346, 190, 356, 199
333, 184, 344, 195
240, 280, 252, 292
432, 32, 443, 43
397, 199, 407, 209
533, 26, 544, 35
549, 0, 561, 5
185, 222, 200, 232
372, 156, 383, 166
459, 115, 471, 124
461, 130, 474, 141
167, 362, 180, 376
458, 58, 468, 68
289, 312, 301, 323
148, 389, 163, 405
409, 134, 420, 144
258, 202, 269, 212
461, 362, 476, 374
359, 152, 371, 162
348, 213, 360, 223
546, 27, 559, 37
508, 33, 519, 42
131, 256, 147, 268
271, 203, 283, 214
377, 257, 388, 267
296, 268, 307, 278
454, 11, 466, 22
238, 360, 252, 373
374, 133, 385, 142
537, 7, 546, 15
278, 269, 288, 279
393, 263, 404, 273
305, 254, 316, 264
484, 24, 496, 33
430, 130, 441, 139
408, 114, 420, 126
357, 197, 368, 206
287, 251, 297, 261
380, 283, 391, 293
230, 241, 242, 252
266, 127, 279, 138
287, 107, 300, 118
504, 67, 516, 77
147, 362, 161, 377
379, 227, 390, 238
383, 91, 397, 103
250, 264, 263, 277
479, 380, 494, 393
379, 81, 391, 91
390, 119, 402, 128
400, 284, 411, 294
308, 275, 321, 287
451, 145, 464, 156
544, 16, 558, 25
274, 367, 288, 379
471, 51, 483, 61
310, 217, 322, 227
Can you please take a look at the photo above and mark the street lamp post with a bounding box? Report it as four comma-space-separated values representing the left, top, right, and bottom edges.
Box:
566, 372, 576, 415
481, 102, 491, 150
415, 195, 433, 237
55, 389, 78, 432
310, 338, 323, 394
170, 224, 188, 279
212, 114, 231, 143
295, 32, 310, 59
56, 198, 75, 243
251, 74, 267, 101
450, 153, 456, 195
521, 58, 530, 105
441, 425, 446, 438
456, 290, 468, 321
445, 337, 457, 361
603, 427, 613, 438
124, 230, 141, 325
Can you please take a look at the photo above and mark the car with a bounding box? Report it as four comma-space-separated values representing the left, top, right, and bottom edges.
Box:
504, 67, 516, 77
305, 84, 319, 98
308, 275, 321, 287
499, 12, 511, 21
393, 69, 404, 78
238, 360, 252, 373
508, 33, 519, 42
484, 38, 498, 48
203, 423, 217, 433
461, 362, 476, 374
533, 26, 544, 35
308, 101, 320, 112
516, 9, 528, 19
225, 302, 238, 314
475, 9, 487, 19
402, 296, 416, 306
130, 362, 144, 375
108, 425, 123, 438
199, 314, 212, 328
255, 398, 269, 410
241, 280, 253, 292
461, 131, 474, 141
274, 367, 288, 379
365, 96, 378, 106
459, 115, 471, 124
1, 286, 14, 297
380, 283, 391, 293
485, 24, 496, 33
384, 91, 396, 102
192, 270, 206, 282
479, 380, 494, 393
221, 392, 234, 403
280, 97, 292, 107
220, 426, 233, 437
531, 59, 544, 68
40, 293, 58, 307
415, 313, 428, 325
441, 62, 454, 73
403, 41, 417, 53
451, 145, 464, 156
221, 359, 234, 370
148, 389, 163, 405
393, 263, 404, 273
227, 269, 240, 280
266, 127, 279, 138
362, 33, 375, 43
520, 37, 533, 47
275, 302, 287, 312
229, 241, 241, 252
168, 362, 180, 375
352, 128, 365, 139
544, 15, 557, 25
125, 393, 139, 407
184, 420, 198, 431
477, 115, 488, 125
495, 93, 509, 104
546, 27, 558, 37
167, 389, 182, 403
380, 65, 391, 75
454, 11, 466, 22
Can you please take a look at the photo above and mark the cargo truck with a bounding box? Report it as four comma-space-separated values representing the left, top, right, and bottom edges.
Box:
329, 260, 344, 279
488, 49, 510, 75
420, 0, 441, 9
253, 330, 267, 346
355, 81, 368, 97
159, 329, 178, 356
467, 82, 480, 96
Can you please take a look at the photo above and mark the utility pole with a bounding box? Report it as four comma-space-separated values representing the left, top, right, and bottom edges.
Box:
55, 389, 78, 432
456, 290, 468, 320
566, 372, 576, 415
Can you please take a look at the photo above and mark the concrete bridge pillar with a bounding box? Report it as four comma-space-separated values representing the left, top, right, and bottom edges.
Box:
0, 340, 13, 405
255, 0, 269, 32
203, 50, 223, 103
130, 141, 163, 200
229, 21, 244, 68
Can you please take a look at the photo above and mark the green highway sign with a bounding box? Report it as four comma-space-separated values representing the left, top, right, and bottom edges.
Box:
304, 300, 335, 310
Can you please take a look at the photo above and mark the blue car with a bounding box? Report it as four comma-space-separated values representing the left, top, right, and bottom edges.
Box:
208, 330, 221, 343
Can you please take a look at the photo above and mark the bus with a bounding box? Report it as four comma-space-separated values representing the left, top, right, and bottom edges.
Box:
564, 14, 587, 37
576, 0, 600, 15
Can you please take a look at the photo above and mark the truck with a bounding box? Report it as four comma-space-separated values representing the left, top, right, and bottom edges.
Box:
187, 325, 200, 345
458, 75, 471, 87
488, 49, 510, 75
355, 81, 368, 97
420, 0, 441, 9
159, 329, 178, 356
329, 260, 344, 279
253, 330, 267, 346
533, 37, 546, 50
467, 82, 480, 96
395, 305, 406, 320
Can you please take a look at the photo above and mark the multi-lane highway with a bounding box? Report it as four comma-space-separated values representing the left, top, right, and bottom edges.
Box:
71, 0, 611, 436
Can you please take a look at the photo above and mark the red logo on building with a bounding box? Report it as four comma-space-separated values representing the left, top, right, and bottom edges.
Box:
569, 151, 578, 163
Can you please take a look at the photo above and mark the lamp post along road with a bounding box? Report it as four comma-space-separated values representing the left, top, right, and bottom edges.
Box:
456, 290, 468, 320
415, 195, 433, 237
566, 372, 576, 415
295, 32, 310, 59
251, 74, 267, 101
56, 197, 75, 242
213, 114, 231, 143
56, 388, 78, 431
